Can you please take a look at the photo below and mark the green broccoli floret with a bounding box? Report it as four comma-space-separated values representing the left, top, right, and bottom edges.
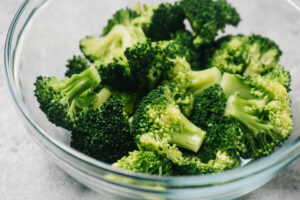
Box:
209, 34, 282, 76
264, 65, 291, 92
71, 97, 136, 163
163, 57, 222, 96
190, 85, 246, 161
65, 55, 90, 77
132, 85, 206, 164
132, 3, 185, 41
222, 73, 293, 158
169, 30, 202, 69
102, 8, 140, 36
180, 0, 240, 46
172, 151, 240, 175
113, 150, 173, 176
34, 66, 101, 130
125, 40, 174, 92
80, 24, 146, 63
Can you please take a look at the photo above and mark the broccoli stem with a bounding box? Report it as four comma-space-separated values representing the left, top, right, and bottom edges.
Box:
167, 106, 206, 153
57, 66, 100, 103
225, 93, 272, 137
188, 67, 221, 96
94, 87, 112, 108
220, 73, 255, 99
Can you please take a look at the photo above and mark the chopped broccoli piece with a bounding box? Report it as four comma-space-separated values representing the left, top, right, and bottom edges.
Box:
113, 150, 173, 176
65, 55, 90, 77
71, 97, 136, 163
264, 65, 291, 92
169, 30, 202, 69
222, 73, 293, 158
172, 151, 240, 175
80, 24, 146, 63
209, 34, 282, 76
132, 3, 185, 41
34, 66, 101, 130
180, 0, 240, 46
190, 85, 247, 161
132, 85, 206, 164
164, 57, 222, 96
125, 40, 174, 92
102, 8, 139, 36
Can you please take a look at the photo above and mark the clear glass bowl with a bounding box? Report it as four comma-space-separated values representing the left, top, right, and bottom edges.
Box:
4, 0, 300, 199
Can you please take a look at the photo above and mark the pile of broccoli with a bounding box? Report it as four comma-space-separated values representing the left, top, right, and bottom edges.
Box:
34, 0, 293, 176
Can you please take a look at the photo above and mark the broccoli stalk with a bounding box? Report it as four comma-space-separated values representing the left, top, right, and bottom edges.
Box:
160, 104, 206, 152
220, 73, 255, 99
188, 67, 222, 96
34, 66, 101, 130
165, 56, 222, 96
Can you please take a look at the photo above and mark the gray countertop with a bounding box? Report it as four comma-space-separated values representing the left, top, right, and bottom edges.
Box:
1, 0, 300, 199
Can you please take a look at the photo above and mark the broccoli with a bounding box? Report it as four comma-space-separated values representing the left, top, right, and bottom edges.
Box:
132, 85, 206, 164
190, 85, 247, 161
132, 2, 185, 41
172, 151, 240, 175
169, 30, 202, 69
180, 0, 240, 46
80, 24, 146, 63
264, 64, 291, 92
102, 8, 140, 36
163, 57, 222, 96
209, 34, 282, 76
71, 97, 136, 163
222, 73, 293, 158
65, 55, 90, 77
34, 66, 101, 130
113, 150, 173, 176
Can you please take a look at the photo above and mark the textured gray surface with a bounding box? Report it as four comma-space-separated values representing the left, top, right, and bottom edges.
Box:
0, 0, 300, 200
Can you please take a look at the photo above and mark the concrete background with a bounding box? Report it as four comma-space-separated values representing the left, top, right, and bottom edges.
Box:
1, 0, 300, 199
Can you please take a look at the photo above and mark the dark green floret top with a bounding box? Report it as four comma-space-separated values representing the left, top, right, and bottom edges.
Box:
34, 0, 293, 176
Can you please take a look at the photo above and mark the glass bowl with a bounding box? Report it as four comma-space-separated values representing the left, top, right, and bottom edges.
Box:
4, 0, 300, 199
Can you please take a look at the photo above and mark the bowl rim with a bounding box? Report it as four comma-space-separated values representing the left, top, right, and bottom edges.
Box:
4, 0, 300, 186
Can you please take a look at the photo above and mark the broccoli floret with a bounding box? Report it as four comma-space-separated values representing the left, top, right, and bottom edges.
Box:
113, 150, 173, 176
222, 73, 293, 158
97, 57, 135, 92
34, 66, 101, 130
164, 57, 222, 96
80, 24, 146, 63
172, 151, 239, 175
65, 55, 90, 77
125, 40, 174, 92
169, 30, 202, 69
180, 0, 240, 46
132, 85, 206, 164
102, 8, 140, 36
132, 3, 185, 41
209, 34, 282, 76
71, 97, 136, 163
190, 85, 246, 161
264, 65, 291, 92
